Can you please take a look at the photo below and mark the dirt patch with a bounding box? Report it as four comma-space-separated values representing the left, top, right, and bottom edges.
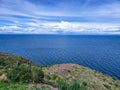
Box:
43, 64, 76, 74
27, 83, 58, 90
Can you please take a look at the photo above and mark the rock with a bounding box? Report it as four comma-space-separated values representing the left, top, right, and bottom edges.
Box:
0, 74, 9, 82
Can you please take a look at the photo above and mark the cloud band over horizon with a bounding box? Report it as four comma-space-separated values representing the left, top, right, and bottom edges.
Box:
0, 0, 120, 34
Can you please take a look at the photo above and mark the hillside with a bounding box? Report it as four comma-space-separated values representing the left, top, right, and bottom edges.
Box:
0, 52, 120, 90
43, 64, 120, 90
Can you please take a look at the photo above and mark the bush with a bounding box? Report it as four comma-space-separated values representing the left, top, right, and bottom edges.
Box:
31, 66, 44, 83
58, 79, 69, 90
0, 70, 3, 76
52, 74, 58, 80
57, 80, 87, 90
44, 74, 51, 81
103, 84, 111, 89
7, 64, 31, 83
6, 64, 44, 83
69, 81, 81, 90
0, 53, 45, 83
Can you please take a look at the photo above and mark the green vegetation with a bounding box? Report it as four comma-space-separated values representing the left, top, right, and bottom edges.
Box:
58, 80, 87, 90
0, 82, 52, 90
6, 64, 44, 83
0, 52, 45, 89
0, 82, 29, 90
0, 52, 120, 90
0, 52, 44, 83
44, 74, 87, 90
0, 52, 35, 67
43, 64, 120, 90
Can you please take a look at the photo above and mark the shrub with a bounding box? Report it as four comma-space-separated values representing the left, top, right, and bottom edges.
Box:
44, 74, 51, 81
7, 64, 31, 82
69, 81, 81, 90
52, 74, 58, 80
103, 84, 111, 89
31, 66, 44, 83
0, 53, 44, 83
6, 64, 44, 83
0, 70, 3, 76
79, 83, 87, 90
82, 81, 87, 86
57, 80, 87, 90
58, 79, 69, 90
46, 81, 57, 87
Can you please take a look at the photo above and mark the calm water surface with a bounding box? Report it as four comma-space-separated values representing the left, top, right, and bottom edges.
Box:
0, 34, 120, 79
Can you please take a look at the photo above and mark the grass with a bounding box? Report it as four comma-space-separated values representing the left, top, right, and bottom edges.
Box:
0, 52, 44, 83
0, 82, 52, 90
43, 64, 120, 90
58, 80, 87, 90
0, 82, 28, 90
0, 52, 120, 90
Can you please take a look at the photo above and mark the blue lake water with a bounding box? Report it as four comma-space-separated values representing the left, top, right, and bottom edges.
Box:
0, 34, 120, 79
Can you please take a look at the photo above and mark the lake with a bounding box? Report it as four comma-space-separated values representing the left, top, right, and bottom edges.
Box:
0, 34, 120, 79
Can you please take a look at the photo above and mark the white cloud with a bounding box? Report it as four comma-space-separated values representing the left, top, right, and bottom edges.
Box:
43, 21, 120, 34
0, 21, 120, 34
45, 21, 84, 33
26, 22, 40, 27
0, 25, 21, 31
0, 25, 22, 33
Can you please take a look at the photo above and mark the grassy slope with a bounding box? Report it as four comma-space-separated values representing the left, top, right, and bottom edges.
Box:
0, 52, 120, 90
0, 52, 35, 67
43, 64, 120, 90
0, 52, 48, 90
0, 82, 31, 90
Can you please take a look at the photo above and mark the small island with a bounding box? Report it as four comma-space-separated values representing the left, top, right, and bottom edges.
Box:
0, 52, 120, 90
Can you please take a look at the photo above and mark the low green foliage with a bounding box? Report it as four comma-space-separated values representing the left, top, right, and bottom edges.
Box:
0, 70, 3, 76
0, 82, 27, 90
58, 79, 69, 90
0, 82, 52, 90
44, 74, 51, 81
6, 64, 44, 83
39, 85, 51, 90
1, 52, 120, 90
31, 66, 44, 83
103, 84, 111, 90
58, 80, 87, 90
0, 52, 44, 83
44, 73, 61, 87
51, 74, 58, 80
0, 52, 35, 68
7, 64, 31, 82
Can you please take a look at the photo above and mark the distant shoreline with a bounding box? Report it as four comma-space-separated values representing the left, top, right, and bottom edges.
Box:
0, 34, 120, 36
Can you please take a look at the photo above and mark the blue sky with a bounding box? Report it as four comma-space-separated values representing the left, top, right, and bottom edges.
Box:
0, 0, 120, 34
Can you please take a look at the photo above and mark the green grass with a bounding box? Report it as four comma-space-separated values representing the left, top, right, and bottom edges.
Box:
0, 52, 44, 83
58, 80, 87, 90
0, 82, 52, 90
0, 52, 120, 90
43, 64, 120, 90
0, 52, 51, 90
0, 82, 28, 90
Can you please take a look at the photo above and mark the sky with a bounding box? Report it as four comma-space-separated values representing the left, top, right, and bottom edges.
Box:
0, 0, 120, 34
